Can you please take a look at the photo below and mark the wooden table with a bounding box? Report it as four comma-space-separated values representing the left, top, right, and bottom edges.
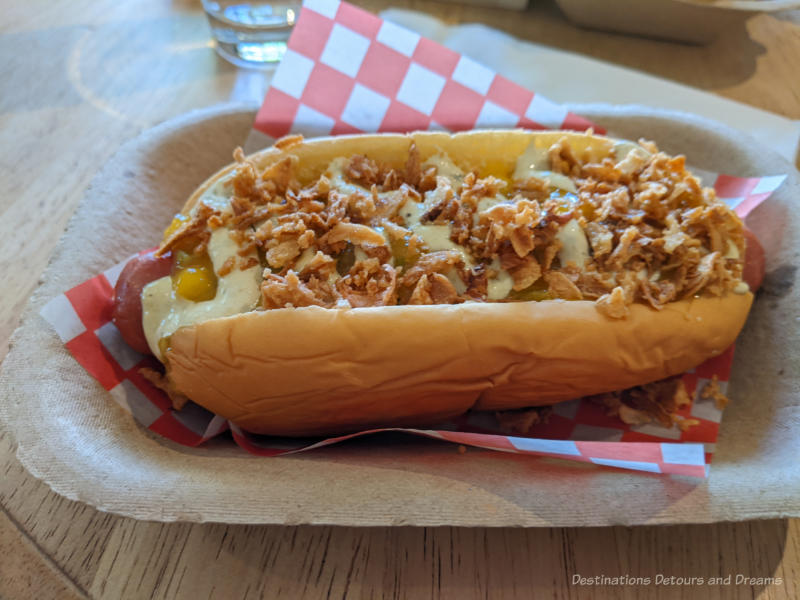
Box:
1, 1, 798, 598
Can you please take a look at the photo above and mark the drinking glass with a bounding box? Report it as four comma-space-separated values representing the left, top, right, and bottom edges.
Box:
201, 0, 301, 68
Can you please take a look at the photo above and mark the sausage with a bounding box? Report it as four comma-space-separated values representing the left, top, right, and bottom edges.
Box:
112, 250, 172, 354
742, 228, 765, 293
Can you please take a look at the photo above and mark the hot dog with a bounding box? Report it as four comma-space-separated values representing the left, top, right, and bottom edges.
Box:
112, 250, 173, 354
113, 130, 755, 436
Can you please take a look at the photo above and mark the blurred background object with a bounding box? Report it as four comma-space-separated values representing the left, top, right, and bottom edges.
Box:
432, 0, 530, 9
555, 0, 800, 44
202, 0, 302, 67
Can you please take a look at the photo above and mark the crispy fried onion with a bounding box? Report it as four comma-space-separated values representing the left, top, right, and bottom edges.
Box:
481, 198, 542, 258
157, 203, 217, 257
262, 271, 331, 309
183, 139, 745, 312
397, 251, 469, 305
589, 376, 693, 429
336, 258, 397, 307
140, 367, 190, 410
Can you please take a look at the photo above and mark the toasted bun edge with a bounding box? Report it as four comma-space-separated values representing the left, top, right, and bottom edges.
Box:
166, 292, 752, 436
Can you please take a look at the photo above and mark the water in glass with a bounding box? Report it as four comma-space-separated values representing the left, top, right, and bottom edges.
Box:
202, 1, 301, 68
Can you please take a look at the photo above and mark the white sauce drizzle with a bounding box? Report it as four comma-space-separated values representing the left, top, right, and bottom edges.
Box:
473, 194, 507, 225
487, 258, 513, 300
615, 147, 651, 177
488, 272, 513, 300
513, 141, 549, 178
326, 157, 368, 195
477, 194, 505, 214
423, 153, 464, 184
353, 246, 369, 263
555, 219, 590, 270
293, 247, 316, 273
399, 190, 474, 267
412, 224, 474, 267
512, 142, 577, 193
399, 198, 423, 224
421, 181, 451, 214
540, 171, 578, 194
200, 175, 236, 213
725, 239, 740, 260
141, 228, 262, 360
613, 141, 646, 162
445, 267, 467, 295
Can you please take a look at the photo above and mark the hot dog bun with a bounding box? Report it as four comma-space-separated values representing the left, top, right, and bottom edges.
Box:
153, 130, 753, 436
167, 293, 750, 436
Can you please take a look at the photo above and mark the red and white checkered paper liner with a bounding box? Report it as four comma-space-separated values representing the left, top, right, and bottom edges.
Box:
40, 0, 785, 478
254, 0, 598, 140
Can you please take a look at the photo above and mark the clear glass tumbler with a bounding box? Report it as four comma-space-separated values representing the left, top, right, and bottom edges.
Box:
201, 0, 301, 68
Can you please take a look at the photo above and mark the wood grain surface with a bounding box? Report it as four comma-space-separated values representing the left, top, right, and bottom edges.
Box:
1, 0, 798, 598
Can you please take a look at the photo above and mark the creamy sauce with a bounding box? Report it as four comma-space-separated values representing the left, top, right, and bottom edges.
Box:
734, 281, 750, 294
412, 224, 474, 267
513, 141, 549, 179
353, 246, 369, 263
538, 171, 577, 194
141, 228, 262, 359
512, 142, 577, 193
514, 138, 650, 191
399, 186, 474, 267
613, 141, 646, 162
487, 258, 513, 300
399, 198, 423, 224
445, 267, 467, 295
421, 181, 451, 215
405, 155, 516, 294
293, 247, 316, 272
555, 219, 590, 270
200, 175, 236, 213
472, 194, 508, 226
615, 146, 651, 177
487, 272, 513, 300
477, 195, 503, 213
423, 153, 464, 184
636, 269, 661, 283
725, 239, 740, 260
326, 157, 368, 195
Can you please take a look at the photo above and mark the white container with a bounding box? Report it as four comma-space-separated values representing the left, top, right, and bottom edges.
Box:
555, 0, 800, 45
436, 0, 530, 9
